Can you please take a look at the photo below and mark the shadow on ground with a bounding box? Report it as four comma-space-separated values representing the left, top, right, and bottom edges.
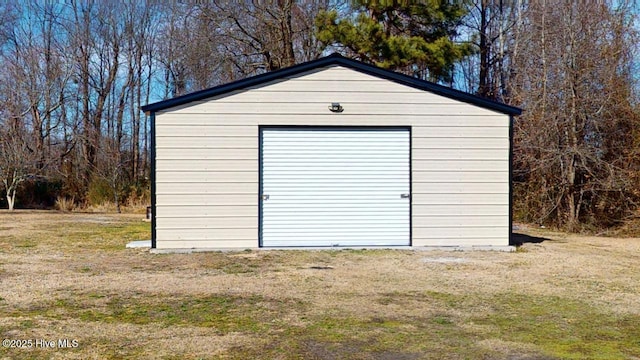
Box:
510, 232, 550, 246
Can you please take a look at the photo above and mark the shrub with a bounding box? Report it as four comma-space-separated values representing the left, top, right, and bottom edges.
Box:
87, 178, 115, 206
55, 196, 76, 212
14, 178, 63, 209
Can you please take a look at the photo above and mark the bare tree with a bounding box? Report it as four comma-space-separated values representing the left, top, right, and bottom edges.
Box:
0, 127, 37, 211
209, 0, 297, 74
510, 1, 640, 230
5, 1, 72, 170
0, 3, 17, 46
0, 1, 157, 208
92, 137, 128, 213
156, 3, 194, 96
125, 1, 157, 184
205, 1, 327, 76
459, 0, 522, 101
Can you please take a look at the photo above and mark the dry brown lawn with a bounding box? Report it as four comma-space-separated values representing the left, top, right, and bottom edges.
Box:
0, 211, 639, 359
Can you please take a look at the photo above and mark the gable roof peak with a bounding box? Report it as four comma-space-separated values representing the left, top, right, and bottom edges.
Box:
142, 54, 522, 116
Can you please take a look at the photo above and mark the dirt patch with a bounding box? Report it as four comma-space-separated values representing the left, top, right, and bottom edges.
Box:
421, 257, 470, 264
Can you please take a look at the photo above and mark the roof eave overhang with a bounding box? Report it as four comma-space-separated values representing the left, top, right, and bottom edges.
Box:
141, 53, 522, 116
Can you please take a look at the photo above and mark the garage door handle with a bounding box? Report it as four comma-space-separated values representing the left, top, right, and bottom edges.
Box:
262, 194, 270, 200
400, 194, 410, 199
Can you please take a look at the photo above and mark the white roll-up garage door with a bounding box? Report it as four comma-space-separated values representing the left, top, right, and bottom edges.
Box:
260, 127, 410, 247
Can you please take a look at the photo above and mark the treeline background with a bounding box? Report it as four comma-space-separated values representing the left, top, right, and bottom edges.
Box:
1, 1, 639, 232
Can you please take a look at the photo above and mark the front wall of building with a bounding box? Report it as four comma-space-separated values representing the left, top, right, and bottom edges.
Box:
154, 66, 510, 249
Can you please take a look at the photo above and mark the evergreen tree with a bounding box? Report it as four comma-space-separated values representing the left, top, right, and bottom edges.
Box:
315, 0, 472, 82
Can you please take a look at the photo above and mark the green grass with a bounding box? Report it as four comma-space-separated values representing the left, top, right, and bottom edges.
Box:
8, 219, 150, 252
5, 288, 638, 359
472, 293, 640, 359
57, 222, 150, 251
6, 292, 297, 333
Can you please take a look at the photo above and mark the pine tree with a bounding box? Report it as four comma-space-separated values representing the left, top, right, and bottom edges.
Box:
315, 0, 472, 82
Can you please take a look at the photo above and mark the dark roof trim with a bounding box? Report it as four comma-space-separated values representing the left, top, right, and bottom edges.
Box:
141, 53, 522, 116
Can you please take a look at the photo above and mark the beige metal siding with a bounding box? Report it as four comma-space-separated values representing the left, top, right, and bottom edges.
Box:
154, 65, 510, 249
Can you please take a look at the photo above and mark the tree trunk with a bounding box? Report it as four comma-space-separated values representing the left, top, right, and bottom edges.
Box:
478, 0, 490, 97
7, 190, 15, 211
5, 177, 16, 211
566, 156, 577, 229
280, 0, 295, 68
114, 185, 120, 213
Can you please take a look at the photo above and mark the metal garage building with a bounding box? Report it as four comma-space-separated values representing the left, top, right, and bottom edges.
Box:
142, 54, 522, 250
